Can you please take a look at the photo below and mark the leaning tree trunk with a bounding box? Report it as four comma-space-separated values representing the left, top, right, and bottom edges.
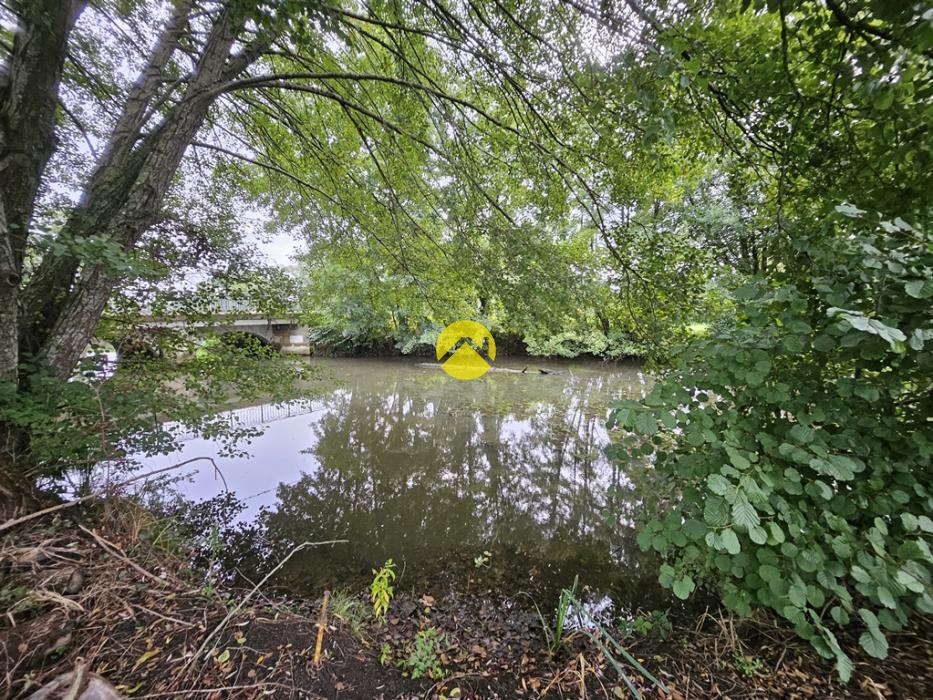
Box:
17, 4, 268, 381
18, 0, 195, 363
37, 9, 242, 379
0, 0, 86, 380
0, 1, 269, 490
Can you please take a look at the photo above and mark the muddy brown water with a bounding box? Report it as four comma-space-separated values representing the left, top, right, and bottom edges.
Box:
137, 357, 671, 615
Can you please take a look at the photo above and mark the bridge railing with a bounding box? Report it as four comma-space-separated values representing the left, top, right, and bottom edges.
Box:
170, 399, 319, 442
138, 299, 298, 318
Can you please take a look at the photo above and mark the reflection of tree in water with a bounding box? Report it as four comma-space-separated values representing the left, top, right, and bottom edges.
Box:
250, 367, 665, 610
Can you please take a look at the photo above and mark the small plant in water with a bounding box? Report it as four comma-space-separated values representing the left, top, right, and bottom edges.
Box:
733, 653, 763, 677
370, 558, 396, 622
400, 627, 447, 679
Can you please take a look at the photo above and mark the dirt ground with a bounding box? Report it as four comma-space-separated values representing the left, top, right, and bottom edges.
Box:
1, 507, 931, 699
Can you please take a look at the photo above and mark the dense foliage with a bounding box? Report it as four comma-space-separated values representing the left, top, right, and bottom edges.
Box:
611, 209, 932, 677
603, 0, 933, 680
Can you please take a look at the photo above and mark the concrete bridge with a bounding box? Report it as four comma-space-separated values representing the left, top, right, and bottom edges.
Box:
138, 299, 311, 355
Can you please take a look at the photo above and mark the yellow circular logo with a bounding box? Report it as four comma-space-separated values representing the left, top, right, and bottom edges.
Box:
435, 320, 496, 380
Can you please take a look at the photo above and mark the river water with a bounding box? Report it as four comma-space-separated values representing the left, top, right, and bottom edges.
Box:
137, 357, 668, 612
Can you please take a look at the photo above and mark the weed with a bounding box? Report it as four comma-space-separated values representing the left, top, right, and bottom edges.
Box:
733, 653, 763, 677
379, 642, 392, 666
531, 575, 578, 656
531, 579, 669, 699
370, 558, 396, 622
0, 586, 28, 606
329, 590, 369, 638
627, 610, 672, 640
400, 627, 447, 680
473, 550, 492, 568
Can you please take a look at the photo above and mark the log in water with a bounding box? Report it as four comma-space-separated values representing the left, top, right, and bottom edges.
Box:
415, 362, 560, 375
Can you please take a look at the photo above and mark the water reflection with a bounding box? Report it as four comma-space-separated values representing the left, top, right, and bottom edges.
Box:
143, 358, 667, 610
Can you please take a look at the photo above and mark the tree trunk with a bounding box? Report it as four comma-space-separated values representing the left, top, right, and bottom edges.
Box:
0, 199, 15, 379
19, 0, 194, 362
37, 8, 244, 379
0, 0, 85, 379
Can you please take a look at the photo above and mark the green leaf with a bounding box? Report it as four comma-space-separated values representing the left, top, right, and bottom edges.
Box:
759, 564, 781, 582
748, 525, 768, 545
859, 630, 889, 659
720, 528, 741, 555
859, 608, 881, 631
789, 424, 815, 444
876, 586, 896, 609
788, 582, 807, 607
872, 89, 893, 111
905, 280, 932, 299
726, 446, 751, 470
634, 412, 658, 436
835, 203, 865, 218
731, 496, 760, 529
673, 575, 696, 600
835, 650, 854, 683
708, 473, 731, 496
704, 498, 729, 527
895, 569, 925, 593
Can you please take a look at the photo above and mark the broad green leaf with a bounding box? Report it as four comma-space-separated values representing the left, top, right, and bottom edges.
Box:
720, 528, 741, 555
731, 496, 760, 529
673, 576, 696, 600
859, 630, 889, 659
708, 473, 731, 496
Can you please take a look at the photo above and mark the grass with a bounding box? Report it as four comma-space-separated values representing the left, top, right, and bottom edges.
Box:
329, 589, 370, 638
526, 575, 578, 656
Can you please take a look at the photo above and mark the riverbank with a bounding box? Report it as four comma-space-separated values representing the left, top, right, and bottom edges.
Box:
3, 505, 931, 699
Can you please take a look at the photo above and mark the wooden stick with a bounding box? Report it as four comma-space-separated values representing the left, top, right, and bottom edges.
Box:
313, 590, 330, 665
78, 523, 174, 588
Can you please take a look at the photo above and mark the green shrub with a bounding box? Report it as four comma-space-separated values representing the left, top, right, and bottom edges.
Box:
609, 209, 932, 681
400, 627, 447, 679
370, 559, 396, 622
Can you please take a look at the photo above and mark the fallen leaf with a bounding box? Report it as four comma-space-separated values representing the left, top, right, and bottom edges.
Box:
132, 647, 161, 671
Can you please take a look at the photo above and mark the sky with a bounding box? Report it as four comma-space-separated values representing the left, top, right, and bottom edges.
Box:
258, 228, 302, 267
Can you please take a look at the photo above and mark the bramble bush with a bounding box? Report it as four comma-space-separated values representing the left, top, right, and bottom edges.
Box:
609, 208, 932, 680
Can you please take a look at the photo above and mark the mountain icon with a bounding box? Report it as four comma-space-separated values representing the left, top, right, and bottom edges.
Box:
435, 320, 496, 380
